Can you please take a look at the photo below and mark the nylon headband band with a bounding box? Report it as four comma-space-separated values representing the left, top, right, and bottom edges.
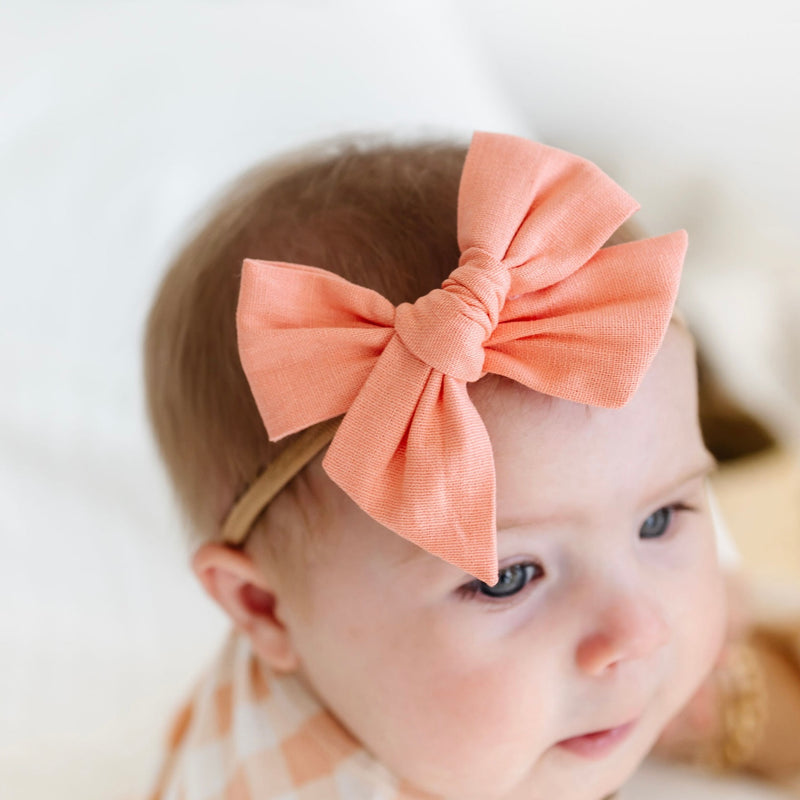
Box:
221, 417, 341, 546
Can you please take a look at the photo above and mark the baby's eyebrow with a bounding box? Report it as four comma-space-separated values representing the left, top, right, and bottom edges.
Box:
496, 451, 719, 532
652, 451, 719, 500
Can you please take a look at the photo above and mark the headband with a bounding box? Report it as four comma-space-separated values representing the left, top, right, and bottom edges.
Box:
222, 131, 686, 584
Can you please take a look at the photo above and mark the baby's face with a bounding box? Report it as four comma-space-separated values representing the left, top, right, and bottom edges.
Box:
269, 324, 727, 800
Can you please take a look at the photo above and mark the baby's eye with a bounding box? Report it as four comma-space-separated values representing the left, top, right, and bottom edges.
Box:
640, 503, 694, 540
458, 562, 543, 602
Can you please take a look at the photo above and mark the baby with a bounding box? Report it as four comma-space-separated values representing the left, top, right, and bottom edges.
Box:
143, 132, 729, 800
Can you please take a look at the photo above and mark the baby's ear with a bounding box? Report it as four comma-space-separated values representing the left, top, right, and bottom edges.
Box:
192, 543, 300, 673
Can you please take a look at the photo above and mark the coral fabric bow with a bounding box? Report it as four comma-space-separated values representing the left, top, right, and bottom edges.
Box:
236, 132, 686, 584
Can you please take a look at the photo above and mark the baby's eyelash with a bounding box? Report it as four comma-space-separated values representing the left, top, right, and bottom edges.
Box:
456, 561, 542, 604
641, 502, 698, 540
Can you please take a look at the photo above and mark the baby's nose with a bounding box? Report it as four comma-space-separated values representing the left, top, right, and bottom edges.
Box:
574, 588, 670, 676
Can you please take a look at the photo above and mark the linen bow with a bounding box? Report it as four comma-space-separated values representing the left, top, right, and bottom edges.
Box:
236, 132, 686, 584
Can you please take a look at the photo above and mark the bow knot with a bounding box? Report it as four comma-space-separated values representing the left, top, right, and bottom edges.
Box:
394, 250, 509, 382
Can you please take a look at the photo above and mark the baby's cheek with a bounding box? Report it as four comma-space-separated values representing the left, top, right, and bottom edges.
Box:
668, 552, 728, 713
690, 550, 728, 668
385, 655, 552, 796
698, 565, 728, 674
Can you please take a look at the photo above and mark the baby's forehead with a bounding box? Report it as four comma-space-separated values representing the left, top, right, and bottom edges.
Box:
468, 372, 555, 413
467, 374, 602, 455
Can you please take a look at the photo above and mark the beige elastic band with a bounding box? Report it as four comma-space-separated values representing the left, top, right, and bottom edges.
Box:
221, 418, 341, 546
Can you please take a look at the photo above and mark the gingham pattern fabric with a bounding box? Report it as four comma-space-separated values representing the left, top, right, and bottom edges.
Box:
146, 630, 440, 800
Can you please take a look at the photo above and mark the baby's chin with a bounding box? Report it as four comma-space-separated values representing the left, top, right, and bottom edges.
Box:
507, 701, 681, 800
515, 725, 660, 800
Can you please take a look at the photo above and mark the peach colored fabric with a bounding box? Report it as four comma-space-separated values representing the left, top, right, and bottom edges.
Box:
236, 131, 686, 584
146, 632, 441, 800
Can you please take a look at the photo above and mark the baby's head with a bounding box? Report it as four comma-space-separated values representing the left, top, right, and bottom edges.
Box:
144, 134, 727, 800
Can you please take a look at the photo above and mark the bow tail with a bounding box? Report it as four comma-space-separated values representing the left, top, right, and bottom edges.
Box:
323, 335, 499, 584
